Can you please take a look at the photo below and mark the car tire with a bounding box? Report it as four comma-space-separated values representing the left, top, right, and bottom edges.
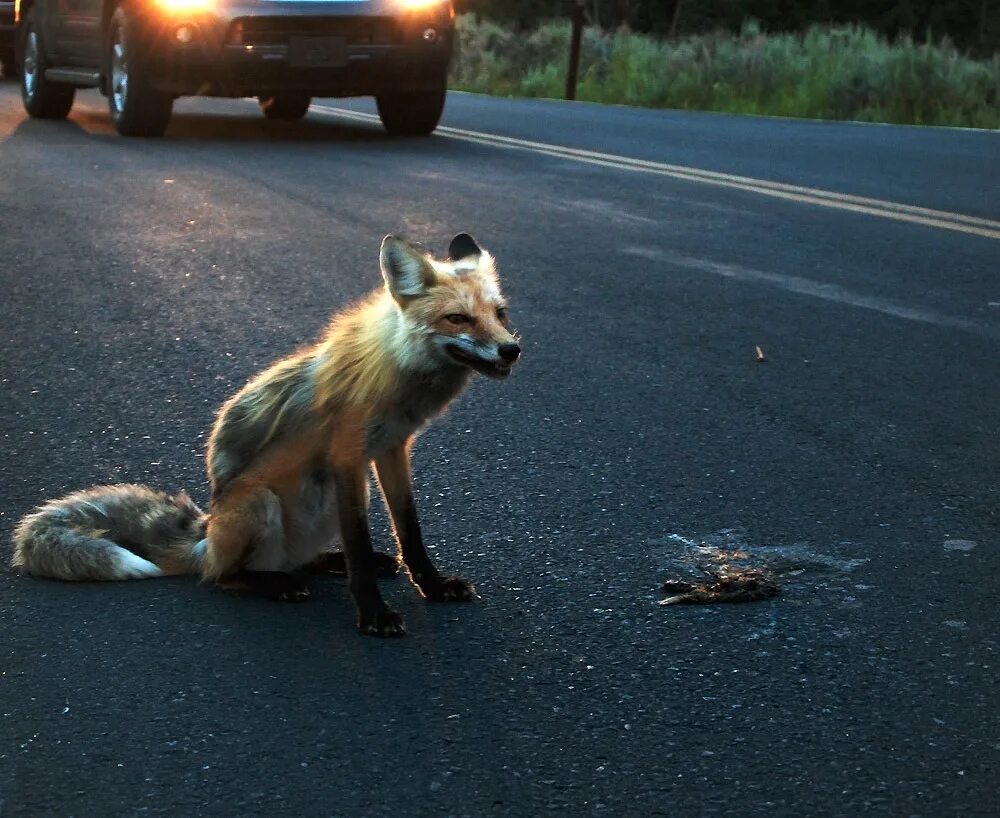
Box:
375, 88, 446, 136
19, 10, 75, 118
106, 6, 173, 137
258, 93, 312, 120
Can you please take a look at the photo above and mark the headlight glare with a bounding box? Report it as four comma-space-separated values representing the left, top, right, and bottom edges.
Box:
398, 0, 448, 10
155, 0, 213, 14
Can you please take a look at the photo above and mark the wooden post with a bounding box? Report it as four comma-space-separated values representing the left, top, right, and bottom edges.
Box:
669, 0, 685, 38
565, 1, 585, 101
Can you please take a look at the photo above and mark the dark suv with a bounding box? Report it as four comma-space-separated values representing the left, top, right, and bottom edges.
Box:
15, 0, 454, 136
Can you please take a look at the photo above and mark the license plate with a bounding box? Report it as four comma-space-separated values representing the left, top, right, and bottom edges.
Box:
288, 36, 347, 68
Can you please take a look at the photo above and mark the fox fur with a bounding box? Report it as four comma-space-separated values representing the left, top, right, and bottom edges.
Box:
11, 485, 207, 581
10, 233, 519, 636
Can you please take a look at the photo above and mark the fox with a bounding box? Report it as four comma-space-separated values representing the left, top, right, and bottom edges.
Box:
202, 232, 520, 635
10, 233, 520, 637
11, 484, 208, 581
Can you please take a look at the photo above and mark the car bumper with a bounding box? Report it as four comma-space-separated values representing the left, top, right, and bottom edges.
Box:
138, 2, 454, 97
150, 39, 452, 97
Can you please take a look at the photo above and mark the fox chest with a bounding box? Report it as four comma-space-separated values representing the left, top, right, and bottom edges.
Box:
364, 371, 468, 458
365, 409, 426, 458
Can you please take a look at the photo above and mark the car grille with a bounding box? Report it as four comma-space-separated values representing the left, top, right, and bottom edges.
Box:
230, 17, 401, 46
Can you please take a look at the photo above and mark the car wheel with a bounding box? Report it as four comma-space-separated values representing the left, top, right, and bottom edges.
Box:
258, 93, 312, 120
375, 88, 446, 136
107, 6, 173, 137
19, 10, 75, 118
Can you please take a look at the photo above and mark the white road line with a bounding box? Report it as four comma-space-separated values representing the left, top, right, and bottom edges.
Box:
310, 104, 1000, 241
625, 246, 999, 340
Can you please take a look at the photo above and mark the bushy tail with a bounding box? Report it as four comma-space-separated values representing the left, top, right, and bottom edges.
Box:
11, 521, 207, 582
10, 484, 207, 582
13, 525, 164, 581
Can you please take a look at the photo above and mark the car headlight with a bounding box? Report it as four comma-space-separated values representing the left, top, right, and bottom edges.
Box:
154, 0, 213, 13
397, 0, 450, 10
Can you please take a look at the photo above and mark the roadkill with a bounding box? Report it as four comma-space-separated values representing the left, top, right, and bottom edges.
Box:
655, 528, 868, 606
660, 567, 780, 605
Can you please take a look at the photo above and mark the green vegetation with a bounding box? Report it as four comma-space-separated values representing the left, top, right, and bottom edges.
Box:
459, 1, 999, 57
451, 16, 1000, 129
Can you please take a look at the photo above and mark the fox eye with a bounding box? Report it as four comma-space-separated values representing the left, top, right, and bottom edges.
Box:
445, 314, 471, 325
496, 307, 508, 322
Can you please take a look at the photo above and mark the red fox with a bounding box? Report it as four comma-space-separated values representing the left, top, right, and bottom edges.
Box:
11, 233, 520, 637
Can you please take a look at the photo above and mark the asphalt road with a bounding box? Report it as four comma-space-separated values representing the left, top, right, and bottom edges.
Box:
1, 80, 998, 817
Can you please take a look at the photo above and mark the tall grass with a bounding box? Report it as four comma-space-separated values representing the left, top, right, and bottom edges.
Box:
451, 17, 1000, 129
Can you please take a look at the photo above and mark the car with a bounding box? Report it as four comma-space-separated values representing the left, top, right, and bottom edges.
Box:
1, 0, 14, 77
14, 0, 454, 136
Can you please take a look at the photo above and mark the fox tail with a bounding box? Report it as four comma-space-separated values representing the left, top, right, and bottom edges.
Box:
10, 485, 208, 582
12, 522, 208, 581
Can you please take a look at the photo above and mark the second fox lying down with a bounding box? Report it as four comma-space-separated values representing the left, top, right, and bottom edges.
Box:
13, 233, 521, 636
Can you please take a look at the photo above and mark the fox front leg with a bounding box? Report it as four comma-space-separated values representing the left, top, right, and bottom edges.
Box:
374, 444, 476, 603
332, 464, 406, 637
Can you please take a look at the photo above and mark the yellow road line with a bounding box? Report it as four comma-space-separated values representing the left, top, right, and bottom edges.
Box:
310, 104, 1000, 241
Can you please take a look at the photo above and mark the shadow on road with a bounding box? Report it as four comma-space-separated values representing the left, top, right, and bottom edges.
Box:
165, 109, 392, 144
2, 100, 411, 146
0, 116, 95, 145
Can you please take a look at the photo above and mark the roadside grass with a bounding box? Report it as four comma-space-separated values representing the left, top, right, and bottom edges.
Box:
450, 17, 1000, 129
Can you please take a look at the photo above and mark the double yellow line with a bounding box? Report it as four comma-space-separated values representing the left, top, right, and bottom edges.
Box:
311, 104, 1000, 241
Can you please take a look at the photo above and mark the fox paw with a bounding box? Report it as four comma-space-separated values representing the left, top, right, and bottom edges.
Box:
276, 584, 311, 603
358, 607, 406, 638
217, 571, 311, 602
421, 576, 477, 603
264, 572, 311, 602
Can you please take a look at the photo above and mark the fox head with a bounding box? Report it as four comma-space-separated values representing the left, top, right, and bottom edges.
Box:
380, 233, 521, 379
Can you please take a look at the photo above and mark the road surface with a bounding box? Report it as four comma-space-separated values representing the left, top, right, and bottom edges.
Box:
1, 80, 998, 816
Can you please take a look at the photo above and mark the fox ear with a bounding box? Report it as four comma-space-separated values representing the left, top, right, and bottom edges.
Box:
380, 235, 435, 301
448, 233, 482, 261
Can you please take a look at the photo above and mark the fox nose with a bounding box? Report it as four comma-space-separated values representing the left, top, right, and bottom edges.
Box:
498, 343, 521, 363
